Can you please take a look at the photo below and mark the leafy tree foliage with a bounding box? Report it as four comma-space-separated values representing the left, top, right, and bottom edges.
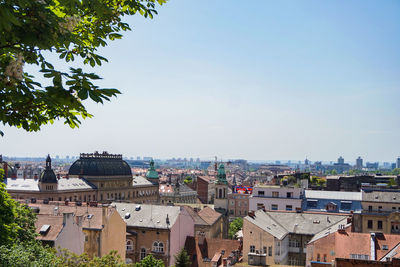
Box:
0, 241, 59, 267
174, 248, 190, 267
228, 217, 243, 239
0, 182, 37, 246
0, 0, 165, 136
133, 254, 164, 267
58, 249, 128, 267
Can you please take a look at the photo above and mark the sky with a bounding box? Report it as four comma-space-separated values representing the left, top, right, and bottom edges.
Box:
1, 0, 400, 162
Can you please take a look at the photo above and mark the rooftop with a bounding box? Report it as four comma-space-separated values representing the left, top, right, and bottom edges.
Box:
112, 203, 181, 229
305, 190, 362, 201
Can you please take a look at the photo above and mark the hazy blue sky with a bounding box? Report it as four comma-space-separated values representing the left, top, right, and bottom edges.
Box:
1, 0, 400, 162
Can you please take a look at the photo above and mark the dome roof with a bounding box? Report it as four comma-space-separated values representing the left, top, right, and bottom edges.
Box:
68, 152, 132, 177
146, 160, 159, 181
40, 155, 57, 183
216, 164, 227, 185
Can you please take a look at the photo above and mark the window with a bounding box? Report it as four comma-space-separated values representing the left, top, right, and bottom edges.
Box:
307, 200, 317, 208
258, 191, 265, 196
140, 248, 146, 260
250, 245, 255, 253
383, 245, 388, 250
286, 205, 293, 211
378, 220, 383, 229
368, 220, 373, 229
368, 206, 372, 212
350, 254, 369, 260
271, 204, 278, 210
340, 201, 352, 210
85, 235, 88, 242
323, 254, 327, 262
257, 203, 265, 210
152, 241, 164, 253
230, 210, 234, 215
268, 246, 272, 256
378, 206, 382, 211
126, 240, 133, 251
289, 239, 300, 248
317, 254, 320, 261
272, 192, 279, 198
287, 192, 293, 198
263, 246, 267, 254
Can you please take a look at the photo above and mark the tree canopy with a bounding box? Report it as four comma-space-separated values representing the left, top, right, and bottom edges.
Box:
0, 0, 165, 136
174, 248, 191, 267
228, 217, 243, 239
133, 254, 164, 267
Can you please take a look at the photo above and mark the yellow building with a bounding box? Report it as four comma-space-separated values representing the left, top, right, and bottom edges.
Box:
353, 191, 400, 234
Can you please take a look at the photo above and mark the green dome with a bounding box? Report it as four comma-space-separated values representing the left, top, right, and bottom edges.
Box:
216, 164, 228, 184
146, 160, 159, 180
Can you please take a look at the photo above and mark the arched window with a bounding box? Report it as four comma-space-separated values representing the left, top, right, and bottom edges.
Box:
219, 188, 222, 199
126, 240, 133, 251
152, 241, 164, 253
140, 248, 146, 260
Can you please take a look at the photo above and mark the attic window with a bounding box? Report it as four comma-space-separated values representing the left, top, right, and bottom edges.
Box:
39, 224, 51, 235
125, 213, 131, 219
383, 245, 388, 250
313, 220, 320, 224
88, 214, 94, 219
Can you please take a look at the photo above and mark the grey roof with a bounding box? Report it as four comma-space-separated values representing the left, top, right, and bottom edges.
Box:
305, 190, 362, 201
245, 210, 348, 240
132, 176, 154, 187
5, 178, 95, 192
112, 203, 181, 230
245, 211, 289, 240
362, 191, 400, 203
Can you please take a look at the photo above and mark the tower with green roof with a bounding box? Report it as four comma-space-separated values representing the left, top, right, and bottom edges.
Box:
214, 164, 228, 211
146, 159, 159, 185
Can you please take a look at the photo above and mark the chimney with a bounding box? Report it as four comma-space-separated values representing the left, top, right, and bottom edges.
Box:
102, 204, 109, 224
63, 212, 74, 226
198, 232, 205, 245
76, 215, 83, 227
248, 211, 255, 218
370, 233, 376, 261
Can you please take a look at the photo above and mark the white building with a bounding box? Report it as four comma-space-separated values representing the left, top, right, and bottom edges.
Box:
249, 185, 304, 212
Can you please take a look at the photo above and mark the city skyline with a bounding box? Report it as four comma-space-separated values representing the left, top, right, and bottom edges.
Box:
1, 0, 399, 161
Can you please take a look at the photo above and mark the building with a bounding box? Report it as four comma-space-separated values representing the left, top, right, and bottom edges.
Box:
184, 235, 241, 267
5, 152, 159, 204
243, 210, 348, 266
197, 176, 215, 204
113, 203, 194, 266
184, 206, 224, 239
29, 201, 126, 260
35, 212, 85, 255
352, 191, 400, 234
303, 190, 362, 213
214, 164, 230, 238
326, 175, 376, 192
307, 225, 400, 266
159, 181, 197, 204
249, 185, 304, 212
356, 157, 363, 170
397, 158, 400, 169
228, 191, 250, 218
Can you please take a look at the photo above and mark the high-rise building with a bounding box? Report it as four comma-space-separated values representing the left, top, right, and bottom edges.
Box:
397, 157, 400, 169
338, 156, 344, 164
356, 157, 363, 170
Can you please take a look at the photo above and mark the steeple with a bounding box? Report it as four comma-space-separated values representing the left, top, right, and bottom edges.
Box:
46, 154, 51, 169
146, 159, 159, 185
39, 154, 58, 185
216, 164, 228, 185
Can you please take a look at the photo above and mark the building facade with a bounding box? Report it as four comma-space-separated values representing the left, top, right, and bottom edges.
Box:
249, 185, 304, 212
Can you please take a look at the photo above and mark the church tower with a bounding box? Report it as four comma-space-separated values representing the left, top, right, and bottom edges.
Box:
38, 154, 58, 191
146, 159, 159, 185
214, 164, 228, 212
